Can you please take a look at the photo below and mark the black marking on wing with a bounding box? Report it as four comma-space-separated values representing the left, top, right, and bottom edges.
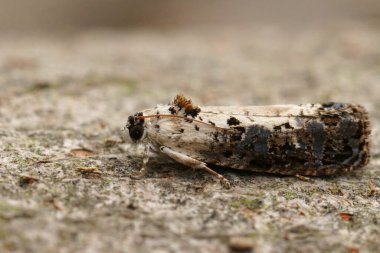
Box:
227, 116, 240, 126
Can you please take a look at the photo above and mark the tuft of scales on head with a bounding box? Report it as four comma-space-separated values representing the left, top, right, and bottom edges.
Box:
168, 94, 201, 118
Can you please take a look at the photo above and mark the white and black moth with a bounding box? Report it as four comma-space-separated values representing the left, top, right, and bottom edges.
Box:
125, 95, 370, 188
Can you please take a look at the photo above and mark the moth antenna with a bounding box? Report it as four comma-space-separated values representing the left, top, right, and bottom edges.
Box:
138, 114, 225, 130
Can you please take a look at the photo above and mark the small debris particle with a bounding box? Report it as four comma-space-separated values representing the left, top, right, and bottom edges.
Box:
348, 248, 360, 253
34, 160, 53, 164
208, 120, 216, 126
77, 167, 102, 178
180, 129, 184, 133
229, 236, 254, 253
195, 125, 199, 131
339, 212, 353, 221
77, 167, 101, 173
104, 139, 123, 147
30, 81, 52, 91
97, 120, 108, 129
368, 179, 377, 197
19, 175, 39, 187
45, 198, 64, 211
68, 148, 96, 157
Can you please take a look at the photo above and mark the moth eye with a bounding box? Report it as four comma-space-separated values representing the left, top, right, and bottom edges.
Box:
129, 125, 145, 141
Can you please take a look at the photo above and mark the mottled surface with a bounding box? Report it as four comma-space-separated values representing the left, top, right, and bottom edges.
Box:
1, 23, 380, 253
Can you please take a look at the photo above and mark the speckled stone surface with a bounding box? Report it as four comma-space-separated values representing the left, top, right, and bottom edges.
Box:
0, 24, 379, 253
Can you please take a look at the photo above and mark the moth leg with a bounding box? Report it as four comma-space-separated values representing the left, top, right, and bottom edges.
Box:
159, 146, 231, 189
130, 145, 150, 179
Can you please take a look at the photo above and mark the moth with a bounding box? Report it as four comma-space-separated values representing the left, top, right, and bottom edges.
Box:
125, 95, 370, 188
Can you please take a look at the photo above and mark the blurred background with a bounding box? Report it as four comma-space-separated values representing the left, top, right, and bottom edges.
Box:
1, 0, 380, 116
0, 0, 380, 32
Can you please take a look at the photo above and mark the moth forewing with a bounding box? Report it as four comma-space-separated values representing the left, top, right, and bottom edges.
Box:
125, 95, 370, 188
200, 104, 321, 117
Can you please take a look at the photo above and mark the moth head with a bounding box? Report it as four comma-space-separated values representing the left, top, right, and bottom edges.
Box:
125, 112, 146, 142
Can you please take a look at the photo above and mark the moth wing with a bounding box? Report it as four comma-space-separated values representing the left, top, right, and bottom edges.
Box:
197, 104, 321, 130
